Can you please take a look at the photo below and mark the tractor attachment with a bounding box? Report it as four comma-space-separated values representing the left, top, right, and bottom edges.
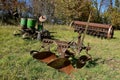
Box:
71, 21, 114, 39
30, 33, 92, 74
14, 16, 52, 40
30, 13, 92, 75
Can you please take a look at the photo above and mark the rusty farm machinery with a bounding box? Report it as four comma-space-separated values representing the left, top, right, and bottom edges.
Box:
71, 21, 114, 39
30, 34, 92, 74
29, 12, 114, 74
14, 16, 52, 40
30, 14, 93, 75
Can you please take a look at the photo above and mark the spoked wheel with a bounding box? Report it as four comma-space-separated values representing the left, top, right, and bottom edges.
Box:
47, 58, 75, 74
30, 50, 57, 63
76, 55, 91, 68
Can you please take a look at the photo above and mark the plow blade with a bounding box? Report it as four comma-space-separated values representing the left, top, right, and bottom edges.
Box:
30, 50, 57, 63
47, 58, 75, 74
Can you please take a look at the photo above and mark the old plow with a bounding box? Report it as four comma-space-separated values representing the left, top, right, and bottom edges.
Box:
30, 13, 92, 75
30, 35, 92, 74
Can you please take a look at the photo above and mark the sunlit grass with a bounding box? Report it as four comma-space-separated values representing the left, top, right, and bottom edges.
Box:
0, 25, 120, 80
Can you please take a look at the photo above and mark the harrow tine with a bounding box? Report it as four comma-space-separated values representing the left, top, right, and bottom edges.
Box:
41, 39, 54, 51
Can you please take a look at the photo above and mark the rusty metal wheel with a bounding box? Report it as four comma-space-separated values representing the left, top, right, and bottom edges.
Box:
76, 55, 90, 68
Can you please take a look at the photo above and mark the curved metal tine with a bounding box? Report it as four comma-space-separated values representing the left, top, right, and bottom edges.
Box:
60, 48, 68, 58
60, 46, 68, 58
77, 33, 85, 55
69, 21, 74, 27
68, 37, 77, 45
85, 43, 92, 60
62, 36, 70, 42
38, 39, 46, 51
55, 40, 69, 58
37, 32, 41, 40
40, 39, 54, 51
62, 32, 77, 44
38, 42, 49, 51
81, 11, 91, 43
68, 41, 77, 55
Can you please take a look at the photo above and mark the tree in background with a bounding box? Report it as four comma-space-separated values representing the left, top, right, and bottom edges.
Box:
0, 0, 27, 24
103, 0, 120, 29
54, 0, 93, 23
31, 0, 55, 22
0, 0, 120, 29
91, 0, 114, 23
111, 8, 120, 29
115, 0, 120, 11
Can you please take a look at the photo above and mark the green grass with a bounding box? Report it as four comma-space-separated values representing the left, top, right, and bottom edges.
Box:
0, 25, 120, 80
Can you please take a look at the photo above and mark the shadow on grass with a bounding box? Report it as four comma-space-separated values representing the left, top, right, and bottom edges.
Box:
85, 58, 102, 68
111, 37, 118, 39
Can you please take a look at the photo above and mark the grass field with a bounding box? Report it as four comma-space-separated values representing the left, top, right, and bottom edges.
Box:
0, 25, 120, 80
